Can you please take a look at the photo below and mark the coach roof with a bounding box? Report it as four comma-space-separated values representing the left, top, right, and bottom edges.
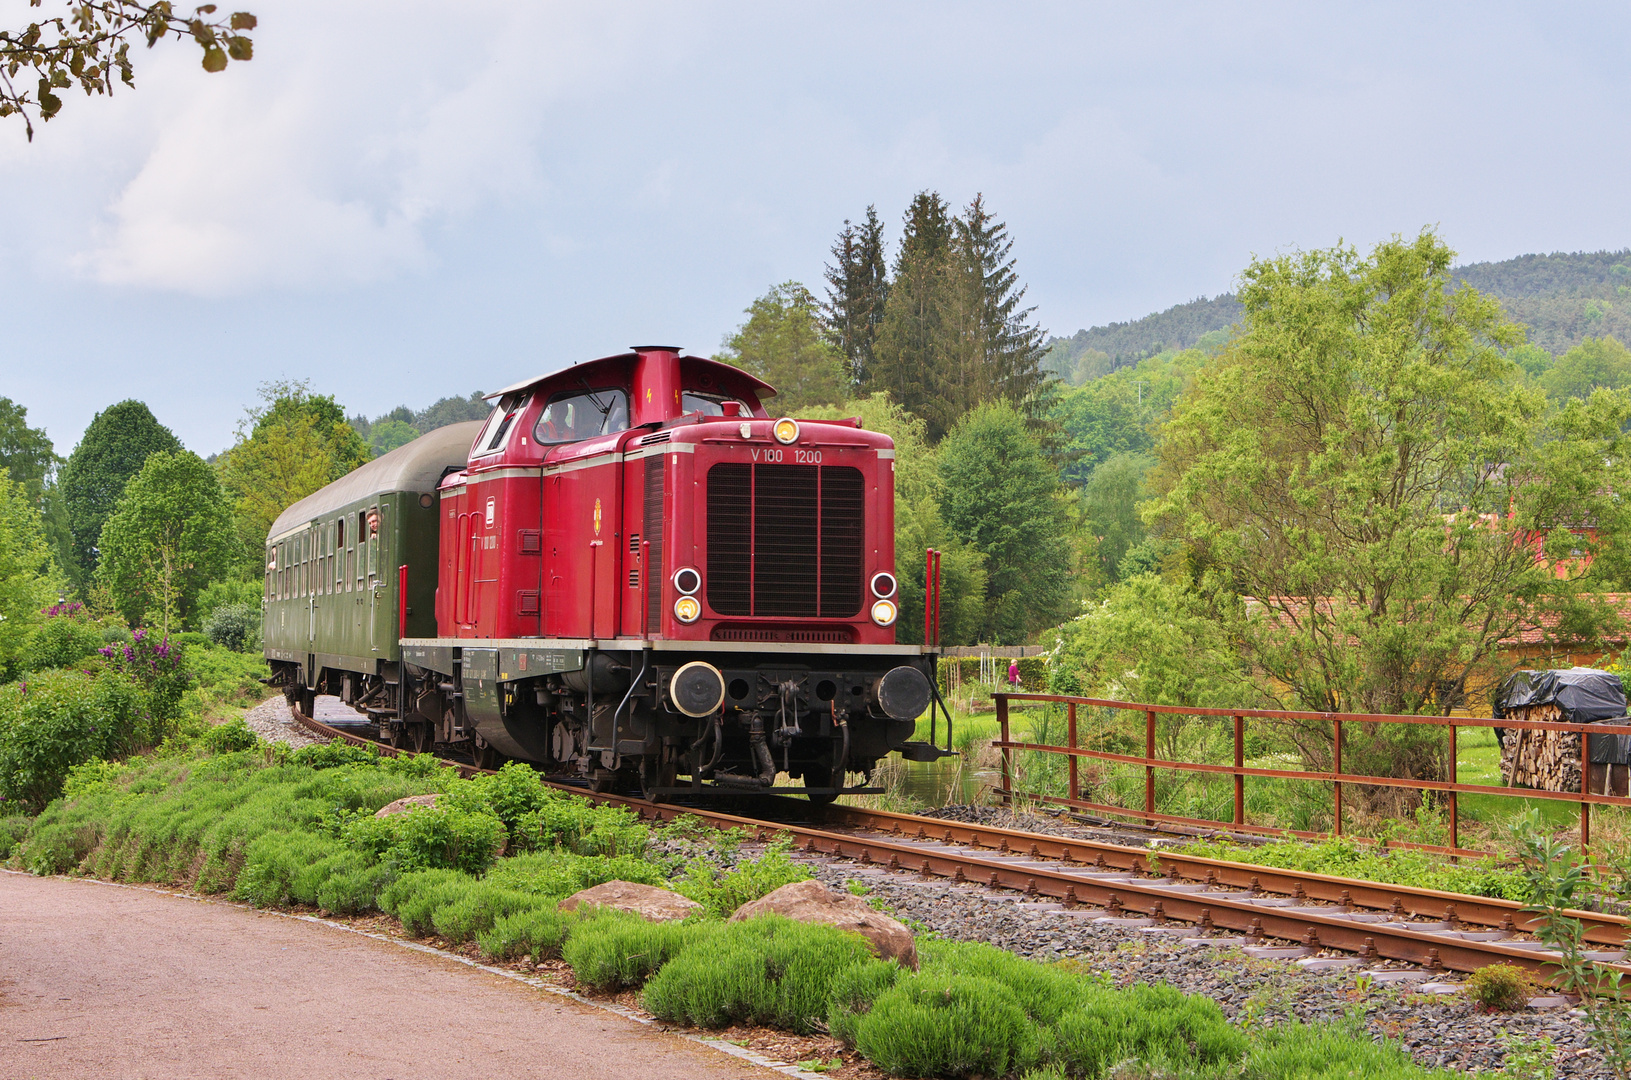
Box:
266, 420, 483, 542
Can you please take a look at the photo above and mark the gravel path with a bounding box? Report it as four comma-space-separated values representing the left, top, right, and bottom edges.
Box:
235, 695, 325, 749
797, 854, 1605, 1077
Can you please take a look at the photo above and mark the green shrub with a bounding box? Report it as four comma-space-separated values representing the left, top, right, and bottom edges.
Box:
23, 615, 107, 672
477, 906, 575, 961
380, 868, 475, 936
512, 791, 650, 857
60, 757, 129, 800
1464, 963, 1531, 1011
234, 830, 365, 906
828, 957, 904, 1046
642, 916, 881, 1033
920, 939, 1091, 1024
0, 813, 29, 860
563, 909, 716, 991
1242, 1022, 1458, 1079
430, 882, 540, 943
292, 739, 383, 770
315, 862, 396, 915
483, 849, 669, 898
675, 838, 812, 917
1046, 983, 1246, 1078
0, 669, 146, 812
202, 603, 260, 652
854, 973, 1040, 1078
202, 718, 259, 755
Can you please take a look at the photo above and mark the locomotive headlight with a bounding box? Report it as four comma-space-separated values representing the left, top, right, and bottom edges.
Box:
772, 417, 800, 445
870, 571, 897, 598
674, 595, 702, 623
672, 567, 701, 595
870, 598, 898, 626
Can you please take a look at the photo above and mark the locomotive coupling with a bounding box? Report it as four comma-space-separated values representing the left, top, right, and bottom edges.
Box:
875, 665, 933, 721
669, 660, 727, 717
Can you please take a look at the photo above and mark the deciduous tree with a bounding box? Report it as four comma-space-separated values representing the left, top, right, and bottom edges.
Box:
0, 469, 64, 679
216, 381, 370, 571
1538, 336, 1631, 401
1, 1, 257, 140
57, 399, 181, 585
715, 282, 848, 414
97, 449, 238, 632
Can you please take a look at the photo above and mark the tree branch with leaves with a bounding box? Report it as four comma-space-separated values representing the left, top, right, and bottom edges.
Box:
0, 1, 255, 140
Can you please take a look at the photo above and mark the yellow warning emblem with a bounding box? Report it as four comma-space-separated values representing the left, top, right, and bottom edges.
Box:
645, 388, 652, 403
593, 498, 602, 536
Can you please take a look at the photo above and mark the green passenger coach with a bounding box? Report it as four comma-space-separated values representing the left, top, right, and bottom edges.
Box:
263, 421, 480, 716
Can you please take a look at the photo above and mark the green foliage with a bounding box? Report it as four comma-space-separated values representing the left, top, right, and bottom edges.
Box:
563, 908, 716, 991
1150, 230, 1631, 726
180, 639, 269, 719
1045, 982, 1246, 1078
674, 837, 811, 917
0, 469, 64, 680
854, 972, 1040, 1078
22, 609, 106, 672
827, 955, 903, 1046
642, 916, 881, 1034
96, 450, 239, 634
1175, 836, 1528, 900
57, 400, 182, 585
380, 868, 477, 935
1043, 295, 1243, 387
201, 718, 259, 755
431, 881, 539, 943
1539, 336, 1631, 402
216, 380, 372, 575
1050, 351, 1203, 487
342, 802, 505, 875
202, 602, 260, 652
0, 812, 28, 860
1240, 1020, 1460, 1079
477, 905, 574, 961
365, 418, 419, 457
870, 192, 1048, 442
1463, 963, 1530, 1011
821, 205, 890, 388
483, 848, 669, 897
1079, 453, 1153, 579
939, 401, 1074, 643
457, 763, 649, 856
918, 938, 1090, 1025
715, 281, 849, 412
234, 828, 364, 907
0, 668, 146, 812
0, 397, 59, 504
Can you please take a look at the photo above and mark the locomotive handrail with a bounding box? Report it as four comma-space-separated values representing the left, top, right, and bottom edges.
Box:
991, 691, 1631, 856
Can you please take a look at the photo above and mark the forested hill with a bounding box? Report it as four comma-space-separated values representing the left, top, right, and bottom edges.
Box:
1044, 248, 1631, 384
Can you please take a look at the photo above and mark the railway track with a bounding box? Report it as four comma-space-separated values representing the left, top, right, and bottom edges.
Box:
290, 703, 1630, 982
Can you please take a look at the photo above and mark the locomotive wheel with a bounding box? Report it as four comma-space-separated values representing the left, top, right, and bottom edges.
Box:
408, 723, 430, 754
638, 755, 677, 803
382, 723, 402, 749
802, 764, 839, 807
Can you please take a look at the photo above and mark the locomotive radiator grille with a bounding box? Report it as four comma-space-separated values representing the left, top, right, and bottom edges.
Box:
706, 462, 864, 618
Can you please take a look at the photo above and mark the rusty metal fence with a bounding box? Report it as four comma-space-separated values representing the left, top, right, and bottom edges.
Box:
992, 692, 1631, 856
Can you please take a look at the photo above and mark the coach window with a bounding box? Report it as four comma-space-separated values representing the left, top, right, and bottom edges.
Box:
356, 512, 367, 587
472, 393, 530, 457
534, 388, 629, 444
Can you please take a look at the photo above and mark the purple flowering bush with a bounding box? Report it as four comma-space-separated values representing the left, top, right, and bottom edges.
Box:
98, 628, 192, 725
22, 604, 108, 674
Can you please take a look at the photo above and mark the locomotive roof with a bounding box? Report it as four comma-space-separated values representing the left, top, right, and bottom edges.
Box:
266, 420, 483, 541
483, 351, 776, 401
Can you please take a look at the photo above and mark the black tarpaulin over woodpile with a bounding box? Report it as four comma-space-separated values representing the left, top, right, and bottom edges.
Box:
1496, 667, 1631, 765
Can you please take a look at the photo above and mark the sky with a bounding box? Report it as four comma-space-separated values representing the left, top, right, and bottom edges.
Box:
3, 1, 1630, 456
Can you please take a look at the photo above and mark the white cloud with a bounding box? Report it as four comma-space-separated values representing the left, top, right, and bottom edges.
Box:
38, 1, 652, 295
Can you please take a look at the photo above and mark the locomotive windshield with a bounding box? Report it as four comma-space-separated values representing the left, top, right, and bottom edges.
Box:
473, 393, 530, 457
681, 392, 749, 416
535, 387, 629, 444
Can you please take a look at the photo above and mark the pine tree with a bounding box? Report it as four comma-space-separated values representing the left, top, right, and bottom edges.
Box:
821, 206, 890, 390
872, 191, 957, 439
954, 194, 1049, 411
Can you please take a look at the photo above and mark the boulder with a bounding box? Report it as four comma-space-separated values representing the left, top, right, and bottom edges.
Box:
558, 881, 703, 923
374, 794, 441, 818
728, 879, 917, 968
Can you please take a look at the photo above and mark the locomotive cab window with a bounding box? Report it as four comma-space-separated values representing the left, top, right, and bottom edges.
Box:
534, 388, 629, 444
682, 392, 749, 416
472, 393, 530, 457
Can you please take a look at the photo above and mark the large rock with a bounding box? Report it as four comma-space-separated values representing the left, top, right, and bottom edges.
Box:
374, 794, 441, 818
729, 879, 917, 968
558, 881, 703, 922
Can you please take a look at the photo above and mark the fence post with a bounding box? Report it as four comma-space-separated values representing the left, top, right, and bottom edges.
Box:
1067, 702, 1079, 803
1233, 715, 1245, 827
998, 694, 1012, 807
1582, 723, 1591, 851
1448, 721, 1458, 853
1145, 709, 1157, 824
1333, 718, 1343, 838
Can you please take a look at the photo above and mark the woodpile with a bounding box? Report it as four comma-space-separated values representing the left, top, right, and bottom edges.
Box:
1499, 703, 1582, 792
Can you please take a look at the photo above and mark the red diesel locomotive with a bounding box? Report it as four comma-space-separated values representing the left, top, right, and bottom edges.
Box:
264, 346, 942, 798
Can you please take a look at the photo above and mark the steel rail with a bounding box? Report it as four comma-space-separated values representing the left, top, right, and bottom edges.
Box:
287, 705, 1627, 980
